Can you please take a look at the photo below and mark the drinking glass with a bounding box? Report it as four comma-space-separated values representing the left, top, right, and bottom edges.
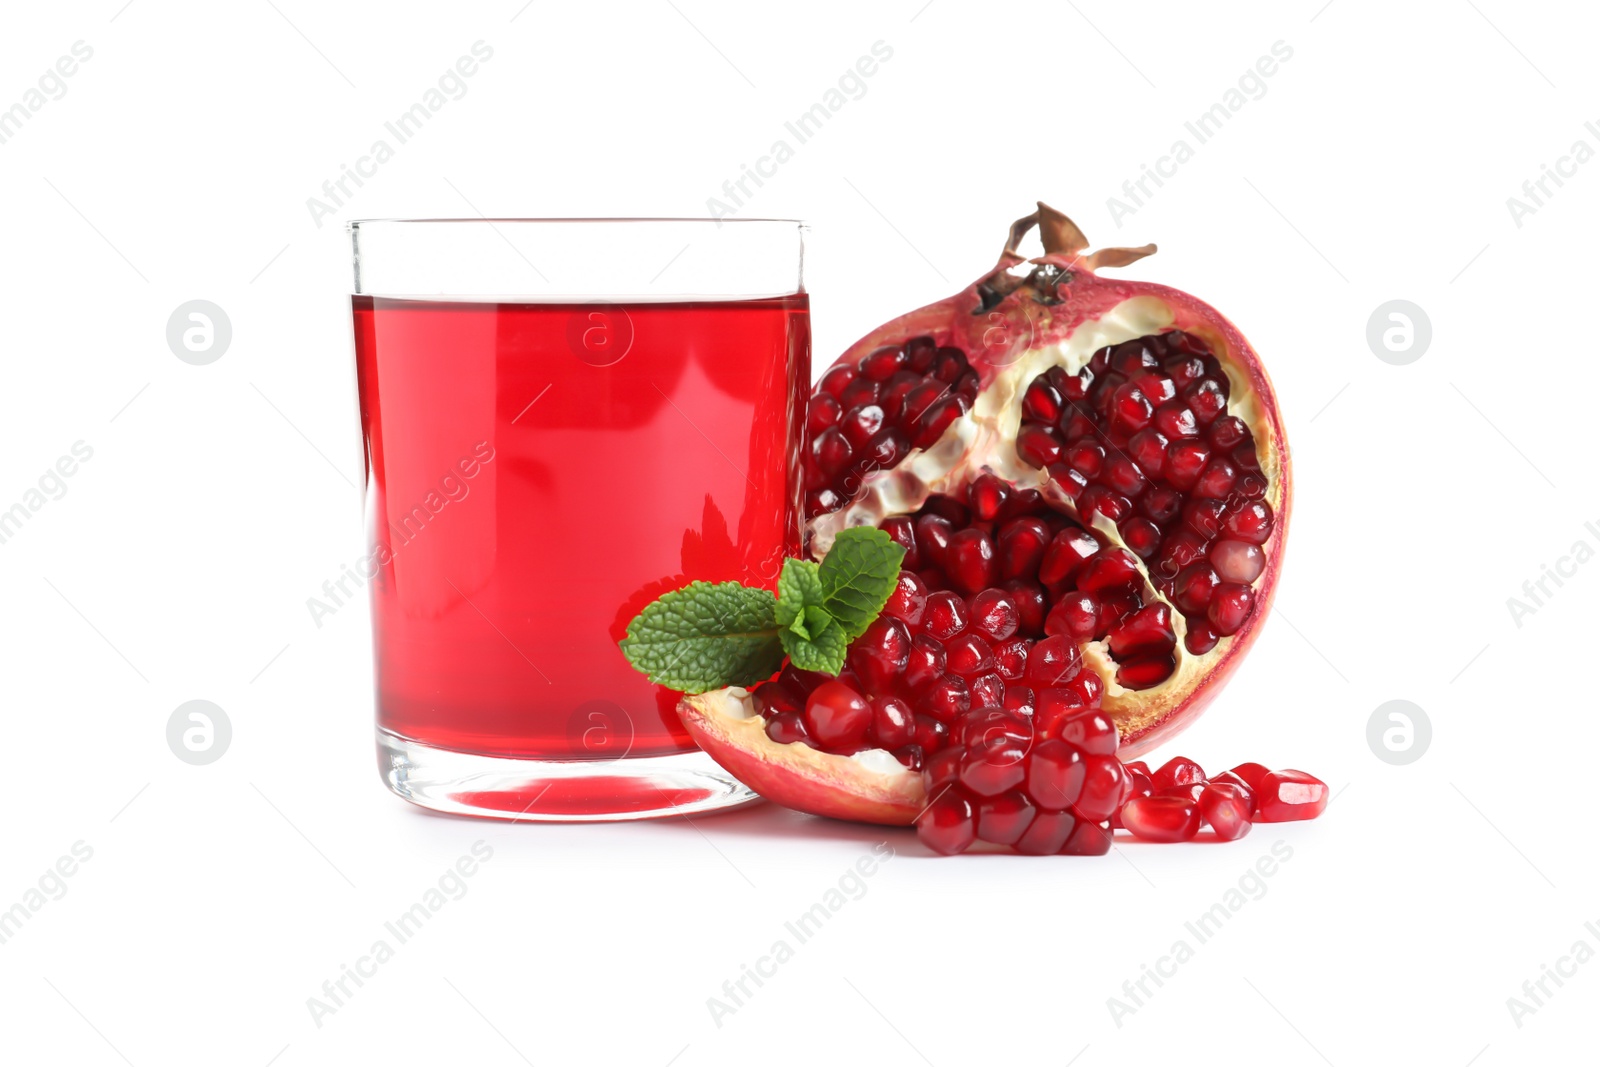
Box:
349, 218, 809, 819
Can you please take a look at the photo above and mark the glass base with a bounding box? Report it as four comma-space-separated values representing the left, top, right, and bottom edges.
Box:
377, 729, 761, 822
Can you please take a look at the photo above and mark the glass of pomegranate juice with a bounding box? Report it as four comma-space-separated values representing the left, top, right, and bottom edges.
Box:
348, 218, 809, 819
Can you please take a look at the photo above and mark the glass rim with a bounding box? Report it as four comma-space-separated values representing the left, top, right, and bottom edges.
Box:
347, 217, 807, 230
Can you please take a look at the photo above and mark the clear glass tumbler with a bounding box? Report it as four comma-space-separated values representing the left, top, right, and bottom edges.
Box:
348, 218, 809, 820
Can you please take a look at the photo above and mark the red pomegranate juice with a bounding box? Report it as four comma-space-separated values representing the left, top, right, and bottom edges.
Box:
352, 296, 808, 760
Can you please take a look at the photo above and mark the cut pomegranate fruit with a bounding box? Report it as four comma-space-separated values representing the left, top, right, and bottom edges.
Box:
678, 205, 1292, 839
801, 204, 1289, 758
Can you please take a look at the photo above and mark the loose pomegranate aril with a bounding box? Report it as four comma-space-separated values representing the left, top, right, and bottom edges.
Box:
976, 791, 1037, 846
1200, 782, 1253, 840
803, 681, 872, 750
1151, 756, 1206, 790
1227, 762, 1270, 790
1121, 795, 1202, 842
1253, 770, 1330, 822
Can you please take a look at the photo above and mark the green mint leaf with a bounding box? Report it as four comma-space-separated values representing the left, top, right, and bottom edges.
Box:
775, 558, 825, 638
618, 581, 783, 694
780, 610, 848, 674
818, 527, 907, 641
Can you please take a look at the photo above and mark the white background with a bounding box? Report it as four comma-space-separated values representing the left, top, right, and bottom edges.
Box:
0, 1, 1594, 1063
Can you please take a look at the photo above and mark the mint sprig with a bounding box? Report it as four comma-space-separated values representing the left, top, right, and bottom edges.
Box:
619, 527, 906, 693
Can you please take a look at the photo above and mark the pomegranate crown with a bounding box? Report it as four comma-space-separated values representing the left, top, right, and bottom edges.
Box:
1004, 202, 1157, 273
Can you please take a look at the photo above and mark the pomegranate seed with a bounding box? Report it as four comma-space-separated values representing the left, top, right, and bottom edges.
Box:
1182, 498, 1227, 540
917, 791, 977, 855
945, 528, 998, 595
1121, 795, 1202, 842
1045, 592, 1100, 641
914, 514, 955, 568
946, 632, 997, 677
968, 589, 1020, 641
1117, 654, 1176, 689
1067, 667, 1103, 707
1064, 439, 1106, 478
1228, 763, 1270, 790
803, 681, 872, 750
1015, 809, 1079, 855
1207, 582, 1254, 636
976, 791, 1037, 845
933, 347, 968, 383
839, 376, 880, 410
1172, 563, 1221, 615
1107, 603, 1175, 656
819, 364, 856, 398
1136, 373, 1177, 405
1195, 457, 1238, 498
1152, 757, 1206, 790
1002, 684, 1036, 716
904, 634, 947, 692
1253, 770, 1329, 822
1039, 527, 1099, 586
958, 742, 1028, 797
1232, 440, 1261, 471
1209, 770, 1256, 804
880, 516, 920, 570
1072, 756, 1127, 821
1024, 739, 1085, 810
922, 591, 969, 639
1184, 620, 1219, 655
1140, 486, 1183, 523
914, 394, 971, 449
1111, 384, 1154, 433
1162, 354, 1204, 384
968, 473, 1010, 520
1049, 464, 1088, 500
765, 712, 809, 745
861, 344, 907, 381
1016, 424, 1064, 468
969, 671, 1006, 708
1210, 539, 1264, 583
997, 518, 1051, 581
1238, 472, 1268, 499
807, 394, 842, 435
923, 674, 971, 723
992, 636, 1029, 680
882, 571, 929, 628
1208, 415, 1248, 449
913, 714, 948, 752
1223, 501, 1274, 544
1104, 455, 1148, 497
905, 336, 936, 371
1185, 378, 1227, 423
840, 404, 886, 449
870, 696, 917, 749
849, 616, 912, 691
1200, 782, 1253, 840
1164, 439, 1210, 490
812, 427, 853, 476
1119, 517, 1162, 559
1077, 547, 1142, 595
1128, 429, 1169, 477
1154, 401, 1199, 440
1061, 820, 1113, 856
1054, 708, 1118, 756
1003, 579, 1048, 635
1110, 340, 1158, 377
1022, 379, 1064, 423
900, 379, 948, 426
1025, 634, 1082, 687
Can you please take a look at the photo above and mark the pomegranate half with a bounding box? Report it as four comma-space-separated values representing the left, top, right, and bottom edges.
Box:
680, 204, 1290, 825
